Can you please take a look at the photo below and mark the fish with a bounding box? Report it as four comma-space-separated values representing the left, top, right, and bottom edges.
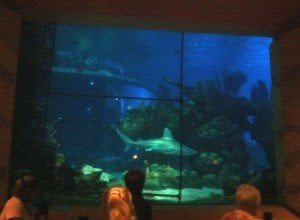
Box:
115, 127, 197, 156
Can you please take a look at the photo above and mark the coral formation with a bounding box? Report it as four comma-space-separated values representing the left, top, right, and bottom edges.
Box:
144, 163, 201, 190
115, 71, 273, 202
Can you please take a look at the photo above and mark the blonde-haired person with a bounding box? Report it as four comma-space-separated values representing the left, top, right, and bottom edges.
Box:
221, 184, 262, 220
102, 186, 137, 220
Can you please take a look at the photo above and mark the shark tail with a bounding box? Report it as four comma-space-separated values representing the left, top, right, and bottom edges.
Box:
115, 128, 134, 151
125, 144, 131, 152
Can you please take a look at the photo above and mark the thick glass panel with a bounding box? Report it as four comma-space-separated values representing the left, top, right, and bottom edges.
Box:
11, 22, 275, 206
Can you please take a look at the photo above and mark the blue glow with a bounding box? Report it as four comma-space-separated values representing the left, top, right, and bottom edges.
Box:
184, 34, 273, 98
49, 24, 275, 203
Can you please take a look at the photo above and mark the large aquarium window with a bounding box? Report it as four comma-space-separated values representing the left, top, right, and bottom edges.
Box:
11, 22, 275, 206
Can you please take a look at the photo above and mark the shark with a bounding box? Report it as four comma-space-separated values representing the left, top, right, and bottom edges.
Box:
52, 66, 149, 88
115, 127, 197, 156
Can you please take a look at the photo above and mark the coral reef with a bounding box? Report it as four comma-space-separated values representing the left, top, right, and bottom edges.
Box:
194, 152, 223, 176
222, 71, 247, 97
145, 163, 201, 190
116, 71, 274, 202
219, 163, 244, 195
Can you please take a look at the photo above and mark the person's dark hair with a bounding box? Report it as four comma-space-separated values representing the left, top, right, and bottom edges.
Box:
124, 168, 145, 195
9, 169, 34, 190
13, 175, 39, 202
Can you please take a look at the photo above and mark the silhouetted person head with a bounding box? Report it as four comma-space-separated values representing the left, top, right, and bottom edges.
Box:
124, 169, 146, 196
12, 174, 39, 203
235, 184, 261, 216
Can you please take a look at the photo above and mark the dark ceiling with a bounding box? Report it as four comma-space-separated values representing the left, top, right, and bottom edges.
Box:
1, 0, 299, 36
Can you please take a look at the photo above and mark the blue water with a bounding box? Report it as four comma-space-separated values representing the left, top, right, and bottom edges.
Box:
50, 23, 273, 177
184, 34, 272, 98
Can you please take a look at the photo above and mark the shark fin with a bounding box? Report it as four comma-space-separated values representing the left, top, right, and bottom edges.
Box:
125, 144, 131, 152
162, 128, 173, 140
115, 128, 134, 144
